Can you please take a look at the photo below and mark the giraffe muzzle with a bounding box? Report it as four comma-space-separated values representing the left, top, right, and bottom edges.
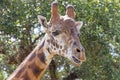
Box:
74, 46, 86, 62
80, 47, 86, 62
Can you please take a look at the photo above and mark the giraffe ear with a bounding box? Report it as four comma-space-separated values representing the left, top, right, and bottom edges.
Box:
76, 21, 83, 32
38, 15, 48, 33
66, 5, 75, 19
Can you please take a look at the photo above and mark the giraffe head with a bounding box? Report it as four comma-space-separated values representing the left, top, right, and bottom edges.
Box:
38, 1, 86, 66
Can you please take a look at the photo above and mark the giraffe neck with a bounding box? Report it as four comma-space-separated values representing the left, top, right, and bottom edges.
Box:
7, 35, 54, 80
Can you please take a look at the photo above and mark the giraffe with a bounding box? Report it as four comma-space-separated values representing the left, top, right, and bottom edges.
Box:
7, 1, 86, 80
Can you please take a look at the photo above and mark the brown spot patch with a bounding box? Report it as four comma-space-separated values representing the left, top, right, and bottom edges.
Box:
54, 48, 56, 50
39, 40, 45, 50
15, 66, 26, 77
52, 41, 56, 46
60, 45, 62, 49
21, 71, 30, 80
47, 48, 51, 54
38, 53, 46, 64
47, 39, 50, 43
56, 43, 59, 48
59, 50, 61, 54
28, 63, 43, 78
28, 52, 36, 61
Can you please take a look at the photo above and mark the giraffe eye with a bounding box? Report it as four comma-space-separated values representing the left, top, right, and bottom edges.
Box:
52, 30, 61, 36
77, 33, 80, 37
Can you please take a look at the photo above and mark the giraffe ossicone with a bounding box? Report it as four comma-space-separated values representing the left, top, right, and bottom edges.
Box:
7, 1, 86, 80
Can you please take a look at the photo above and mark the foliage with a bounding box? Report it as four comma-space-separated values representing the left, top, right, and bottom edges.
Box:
0, 0, 120, 80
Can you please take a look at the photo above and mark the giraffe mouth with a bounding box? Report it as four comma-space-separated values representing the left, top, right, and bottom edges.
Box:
72, 56, 82, 64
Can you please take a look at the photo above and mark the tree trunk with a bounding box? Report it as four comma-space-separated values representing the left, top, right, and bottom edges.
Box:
63, 72, 78, 80
49, 60, 58, 80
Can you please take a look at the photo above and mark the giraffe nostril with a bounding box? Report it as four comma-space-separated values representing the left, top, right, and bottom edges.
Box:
76, 48, 80, 53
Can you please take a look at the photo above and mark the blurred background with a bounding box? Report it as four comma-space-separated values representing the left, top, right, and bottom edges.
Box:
0, 0, 120, 80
